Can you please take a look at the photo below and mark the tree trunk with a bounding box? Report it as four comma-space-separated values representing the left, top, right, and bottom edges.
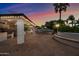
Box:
72, 21, 74, 27
59, 11, 61, 20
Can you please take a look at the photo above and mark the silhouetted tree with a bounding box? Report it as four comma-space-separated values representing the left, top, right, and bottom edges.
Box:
76, 19, 79, 27
53, 3, 70, 20
67, 15, 75, 27
45, 21, 56, 29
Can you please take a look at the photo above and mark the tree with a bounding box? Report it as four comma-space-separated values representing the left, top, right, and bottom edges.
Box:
35, 26, 41, 29
76, 19, 79, 27
53, 3, 70, 20
67, 15, 75, 27
45, 21, 56, 29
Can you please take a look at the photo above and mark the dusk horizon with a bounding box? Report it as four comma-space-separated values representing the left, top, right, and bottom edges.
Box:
0, 3, 79, 26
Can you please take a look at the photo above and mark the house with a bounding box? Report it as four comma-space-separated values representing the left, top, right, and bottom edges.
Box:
0, 13, 36, 32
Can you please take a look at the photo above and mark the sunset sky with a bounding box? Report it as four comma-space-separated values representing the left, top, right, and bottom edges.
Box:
0, 3, 79, 26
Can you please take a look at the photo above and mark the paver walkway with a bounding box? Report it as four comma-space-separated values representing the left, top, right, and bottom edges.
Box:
0, 32, 79, 56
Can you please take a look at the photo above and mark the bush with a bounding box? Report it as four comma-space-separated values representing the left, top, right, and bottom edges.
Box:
59, 25, 79, 33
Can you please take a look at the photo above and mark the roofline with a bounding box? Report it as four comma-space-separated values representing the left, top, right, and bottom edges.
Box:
0, 13, 37, 26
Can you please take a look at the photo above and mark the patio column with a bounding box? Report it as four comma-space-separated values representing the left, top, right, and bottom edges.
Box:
16, 19, 24, 44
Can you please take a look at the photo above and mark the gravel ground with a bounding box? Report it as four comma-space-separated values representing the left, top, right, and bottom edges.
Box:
0, 32, 79, 56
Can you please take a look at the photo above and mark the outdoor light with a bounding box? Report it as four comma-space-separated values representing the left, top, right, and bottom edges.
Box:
55, 24, 60, 28
8, 19, 11, 21
55, 24, 60, 33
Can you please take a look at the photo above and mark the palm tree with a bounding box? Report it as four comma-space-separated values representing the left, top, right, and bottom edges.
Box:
53, 3, 70, 20
67, 15, 75, 27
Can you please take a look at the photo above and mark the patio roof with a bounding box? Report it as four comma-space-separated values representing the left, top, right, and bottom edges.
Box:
0, 13, 36, 26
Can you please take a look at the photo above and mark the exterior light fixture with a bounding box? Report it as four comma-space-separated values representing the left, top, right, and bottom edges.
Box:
55, 24, 60, 28
55, 24, 60, 33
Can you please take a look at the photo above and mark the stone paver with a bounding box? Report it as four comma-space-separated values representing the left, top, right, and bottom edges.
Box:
0, 32, 79, 56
